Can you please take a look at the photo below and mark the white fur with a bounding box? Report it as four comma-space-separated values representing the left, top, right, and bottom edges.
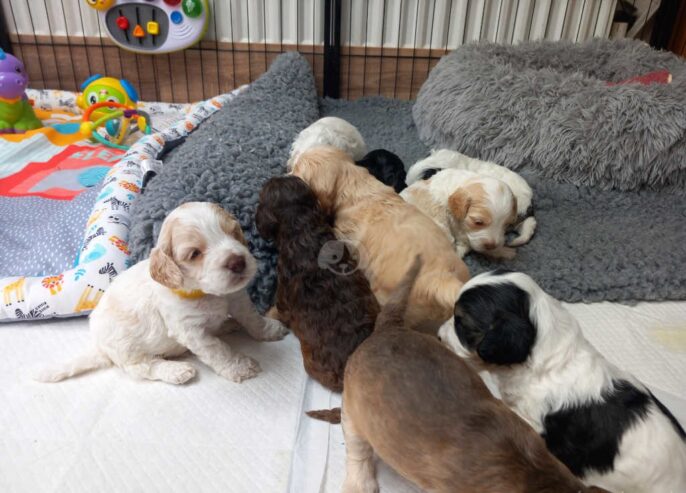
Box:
439, 272, 686, 493
401, 168, 517, 259
287, 117, 367, 170
35, 203, 288, 385
406, 149, 536, 247
406, 149, 532, 215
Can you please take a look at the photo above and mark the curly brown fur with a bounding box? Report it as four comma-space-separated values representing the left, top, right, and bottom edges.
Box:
256, 176, 379, 395
341, 259, 611, 493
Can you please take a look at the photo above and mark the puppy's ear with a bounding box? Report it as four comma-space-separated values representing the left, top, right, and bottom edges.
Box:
149, 247, 183, 289
476, 311, 535, 365
231, 224, 248, 246
448, 188, 471, 220
213, 204, 248, 247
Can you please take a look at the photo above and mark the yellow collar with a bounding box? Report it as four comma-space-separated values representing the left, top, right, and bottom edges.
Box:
171, 288, 206, 300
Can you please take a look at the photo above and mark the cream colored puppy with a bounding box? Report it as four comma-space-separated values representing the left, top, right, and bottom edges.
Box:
36, 202, 288, 385
292, 146, 469, 334
406, 149, 537, 249
287, 117, 367, 170
402, 169, 519, 259
406, 149, 533, 213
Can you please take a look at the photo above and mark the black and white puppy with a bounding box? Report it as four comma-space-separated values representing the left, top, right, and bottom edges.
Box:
438, 270, 686, 493
355, 149, 407, 193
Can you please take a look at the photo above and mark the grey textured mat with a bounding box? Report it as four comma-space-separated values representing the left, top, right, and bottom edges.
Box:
321, 97, 686, 303
129, 53, 319, 312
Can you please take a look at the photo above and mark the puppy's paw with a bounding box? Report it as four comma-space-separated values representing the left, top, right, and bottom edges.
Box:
220, 354, 262, 383
257, 317, 289, 341
162, 363, 197, 385
265, 305, 281, 321
498, 246, 517, 260
342, 476, 379, 493
487, 246, 516, 260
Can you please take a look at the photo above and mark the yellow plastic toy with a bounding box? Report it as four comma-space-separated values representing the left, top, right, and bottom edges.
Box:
84, 0, 115, 10
77, 75, 151, 150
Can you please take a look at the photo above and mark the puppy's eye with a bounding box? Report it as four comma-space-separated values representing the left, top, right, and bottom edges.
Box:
473, 219, 484, 226
189, 249, 201, 260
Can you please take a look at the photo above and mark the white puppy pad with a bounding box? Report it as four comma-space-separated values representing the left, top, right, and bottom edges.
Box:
0, 318, 307, 493
311, 300, 686, 492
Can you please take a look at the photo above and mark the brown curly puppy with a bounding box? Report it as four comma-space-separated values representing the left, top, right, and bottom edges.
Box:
256, 176, 379, 395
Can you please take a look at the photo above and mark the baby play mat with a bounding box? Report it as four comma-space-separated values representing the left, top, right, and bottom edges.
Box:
0, 88, 240, 322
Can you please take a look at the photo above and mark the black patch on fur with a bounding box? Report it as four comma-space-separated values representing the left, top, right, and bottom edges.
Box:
542, 379, 651, 477
650, 391, 686, 440
419, 167, 440, 180
454, 282, 536, 365
355, 149, 407, 193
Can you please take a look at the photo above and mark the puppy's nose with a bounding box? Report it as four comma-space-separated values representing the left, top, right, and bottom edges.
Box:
483, 241, 496, 250
226, 255, 246, 274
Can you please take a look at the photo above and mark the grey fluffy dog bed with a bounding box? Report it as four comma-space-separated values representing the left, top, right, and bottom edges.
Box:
414, 39, 686, 191
129, 53, 318, 312
322, 97, 686, 303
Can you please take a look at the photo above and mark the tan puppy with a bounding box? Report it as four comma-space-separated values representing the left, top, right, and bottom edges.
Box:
341, 258, 611, 493
292, 146, 469, 333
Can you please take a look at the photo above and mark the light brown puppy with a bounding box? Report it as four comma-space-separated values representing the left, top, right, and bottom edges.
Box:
341, 257, 612, 493
292, 146, 469, 332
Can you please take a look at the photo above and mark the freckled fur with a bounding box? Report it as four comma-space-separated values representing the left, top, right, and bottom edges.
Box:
35, 203, 288, 385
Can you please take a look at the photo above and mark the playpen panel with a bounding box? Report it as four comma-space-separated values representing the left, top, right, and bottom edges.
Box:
1, 0, 620, 102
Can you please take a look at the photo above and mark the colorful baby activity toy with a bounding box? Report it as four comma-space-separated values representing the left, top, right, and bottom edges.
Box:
78, 75, 151, 150
84, 0, 209, 54
0, 49, 42, 133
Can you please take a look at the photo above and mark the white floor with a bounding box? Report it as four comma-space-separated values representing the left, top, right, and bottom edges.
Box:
1, 300, 685, 493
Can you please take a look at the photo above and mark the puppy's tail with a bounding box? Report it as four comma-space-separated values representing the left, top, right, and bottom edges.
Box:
34, 349, 112, 383
306, 407, 341, 424
375, 256, 423, 331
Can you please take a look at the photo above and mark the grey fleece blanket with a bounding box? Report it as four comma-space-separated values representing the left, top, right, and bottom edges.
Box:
321, 97, 686, 304
128, 53, 319, 312
413, 39, 686, 191
128, 51, 685, 309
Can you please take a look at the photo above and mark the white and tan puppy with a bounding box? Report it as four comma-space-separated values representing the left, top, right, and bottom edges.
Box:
287, 117, 367, 170
402, 169, 519, 259
36, 202, 288, 385
405, 149, 537, 250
